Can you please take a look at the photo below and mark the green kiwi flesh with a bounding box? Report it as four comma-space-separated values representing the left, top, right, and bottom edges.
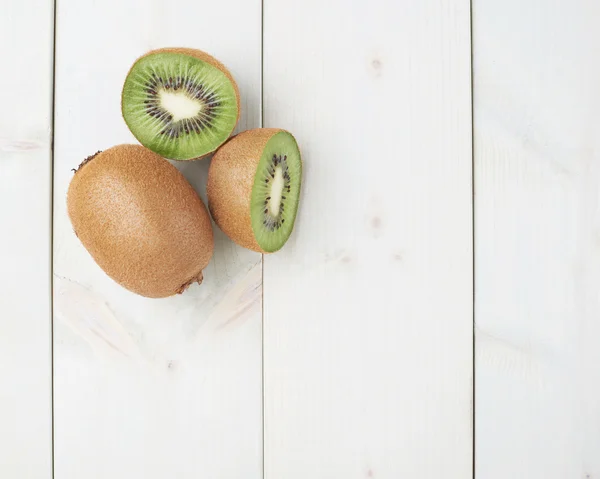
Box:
250, 131, 302, 252
122, 51, 239, 160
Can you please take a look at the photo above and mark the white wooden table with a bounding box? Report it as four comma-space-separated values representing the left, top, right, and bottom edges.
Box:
1, 0, 597, 477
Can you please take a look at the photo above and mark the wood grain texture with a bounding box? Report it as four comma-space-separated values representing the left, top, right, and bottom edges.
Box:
474, 1, 600, 477
53, 1, 262, 477
263, 0, 473, 477
0, 0, 53, 477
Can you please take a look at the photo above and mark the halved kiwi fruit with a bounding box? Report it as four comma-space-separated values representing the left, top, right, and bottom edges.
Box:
207, 128, 302, 253
121, 48, 240, 160
67, 144, 214, 298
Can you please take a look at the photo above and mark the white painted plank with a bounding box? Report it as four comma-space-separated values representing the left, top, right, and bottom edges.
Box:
263, 1, 473, 477
0, 1, 53, 477
53, 1, 262, 477
474, 1, 600, 477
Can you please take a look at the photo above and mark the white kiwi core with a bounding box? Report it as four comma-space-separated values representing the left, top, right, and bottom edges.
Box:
268, 166, 285, 216
159, 90, 203, 122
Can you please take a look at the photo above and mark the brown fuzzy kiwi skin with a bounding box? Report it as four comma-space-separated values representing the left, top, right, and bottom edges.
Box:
67, 144, 214, 298
121, 47, 241, 160
207, 128, 289, 254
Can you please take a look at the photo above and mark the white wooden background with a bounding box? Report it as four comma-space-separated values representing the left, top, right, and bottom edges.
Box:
4, 0, 595, 477
474, 1, 600, 478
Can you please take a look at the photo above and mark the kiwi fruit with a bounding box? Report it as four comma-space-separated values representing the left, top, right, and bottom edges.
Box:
207, 128, 302, 253
67, 144, 214, 298
121, 48, 240, 161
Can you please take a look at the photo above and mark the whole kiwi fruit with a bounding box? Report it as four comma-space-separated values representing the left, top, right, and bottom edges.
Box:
67, 144, 214, 298
207, 128, 302, 253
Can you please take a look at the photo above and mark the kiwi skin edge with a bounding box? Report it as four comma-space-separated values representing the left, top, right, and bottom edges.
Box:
207, 128, 301, 254
120, 47, 241, 161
